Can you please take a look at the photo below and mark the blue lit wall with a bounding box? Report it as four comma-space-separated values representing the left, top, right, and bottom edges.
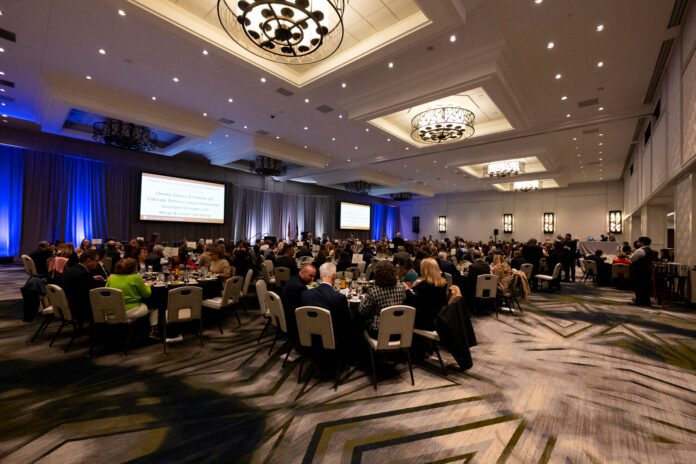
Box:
0, 146, 24, 257
371, 203, 398, 241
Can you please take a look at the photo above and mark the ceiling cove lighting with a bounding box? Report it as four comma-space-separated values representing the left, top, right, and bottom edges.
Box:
543, 212, 555, 233
438, 216, 447, 233
503, 214, 513, 233
483, 160, 525, 178
609, 210, 622, 233
217, 0, 345, 64
411, 106, 475, 144
513, 180, 540, 192
93, 119, 158, 151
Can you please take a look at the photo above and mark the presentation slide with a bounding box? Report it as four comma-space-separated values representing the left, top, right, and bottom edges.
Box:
139, 173, 225, 224
340, 202, 371, 230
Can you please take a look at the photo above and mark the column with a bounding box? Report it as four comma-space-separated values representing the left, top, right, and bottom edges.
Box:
674, 172, 696, 264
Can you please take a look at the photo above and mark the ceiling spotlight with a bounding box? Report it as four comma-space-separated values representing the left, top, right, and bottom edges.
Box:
98, 49, 106, 54
387, 138, 391, 142
0, 72, 4, 75
304, 98, 309, 103
388, 62, 394, 68
599, 133, 604, 136
226, 134, 230, 137
405, 147, 410, 150
596, 24, 604, 32
354, 146, 358, 150
331, 137, 336, 141
0, 89, 5, 92
347, 159, 351, 162
275, 136, 280, 139
573, 137, 577, 141
202, 49, 208, 55
598, 106, 604, 111
0, 48, 4, 53
341, 83, 346, 88
118, 9, 126, 16
243, 125, 247, 129
597, 61, 604, 67
365, 128, 369, 132
151, 96, 157, 100
555, 73, 562, 79
260, 77, 266, 83
534, 0, 543, 3
338, 114, 343, 118
86, 75, 92, 80
1, 103, 5, 106
566, 113, 571, 118
228, 98, 233, 103
547, 41, 554, 49
304, 126, 308, 130
203, 112, 207, 117
172, 77, 179, 82
599, 142, 603, 146
304, 145, 307, 148
561, 96, 568, 101
449, 34, 456, 42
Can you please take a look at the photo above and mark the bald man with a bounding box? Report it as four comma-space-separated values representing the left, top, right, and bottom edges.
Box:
281, 264, 317, 341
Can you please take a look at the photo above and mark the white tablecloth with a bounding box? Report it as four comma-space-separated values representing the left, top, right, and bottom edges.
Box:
578, 241, 620, 256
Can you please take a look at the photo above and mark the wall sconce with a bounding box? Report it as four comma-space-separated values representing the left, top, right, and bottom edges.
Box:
438, 216, 447, 233
609, 210, 622, 233
543, 212, 555, 233
503, 214, 513, 233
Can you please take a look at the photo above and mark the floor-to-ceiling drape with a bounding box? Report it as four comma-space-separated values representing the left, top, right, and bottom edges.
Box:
372, 204, 399, 241
0, 146, 24, 257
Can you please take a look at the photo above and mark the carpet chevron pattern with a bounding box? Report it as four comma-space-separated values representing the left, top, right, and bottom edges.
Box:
1, 279, 695, 463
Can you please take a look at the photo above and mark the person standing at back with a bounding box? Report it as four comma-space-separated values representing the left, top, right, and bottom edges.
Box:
630, 236, 657, 306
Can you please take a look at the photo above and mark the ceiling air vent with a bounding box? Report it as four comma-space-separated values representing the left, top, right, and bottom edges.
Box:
0, 28, 16, 42
217, 117, 234, 126
255, 129, 270, 136
577, 98, 599, 108
275, 87, 294, 97
668, 0, 689, 28
0, 79, 14, 88
582, 128, 599, 134
316, 105, 334, 113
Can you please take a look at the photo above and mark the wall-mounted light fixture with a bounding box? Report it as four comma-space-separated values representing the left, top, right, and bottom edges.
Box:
503, 214, 513, 233
438, 216, 447, 233
543, 212, 555, 234
609, 210, 622, 233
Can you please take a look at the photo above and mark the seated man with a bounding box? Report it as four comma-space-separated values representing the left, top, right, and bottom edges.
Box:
281, 264, 316, 342
29, 241, 54, 276
61, 249, 105, 323
465, 250, 491, 307
275, 245, 299, 276
299, 262, 352, 353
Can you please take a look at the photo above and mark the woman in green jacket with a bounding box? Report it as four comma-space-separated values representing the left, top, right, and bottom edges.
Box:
105, 258, 155, 334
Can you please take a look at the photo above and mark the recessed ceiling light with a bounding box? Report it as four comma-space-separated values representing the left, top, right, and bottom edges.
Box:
209, 141, 212, 144
304, 145, 307, 149
354, 146, 358, 150
0, 48, 4, 53
151, 96, 156, 100
225, 134, 229, 137
555, 73, 562, 79
347, 159, 351, 162
449, 34, 456, 42
0, 72, 4, 75
598, 106, 604, 111
202, 49, 208, 55
597, 61, 604, 67
86, 75, 92, 80
260, 77, 266, 83
599, 142, 603, 146
561, 96, 568, 101
387, 138, 391, 142
275, 136, 280, 139
331, 137, 336, 141
573, 137, 577, 141
1, 103, 5, 106
98, 49, 106, 54
338, 114, 343, 118
203, 112, 207, 116
577, 154, 581, 157
1, 114, 6, 118
566, 113, 571, 118
547, 41, 554, 49
172, 77, 179, 82
534, 0, 543, 4
0, 89, 5, 92
405, 147, 410, 150
599, 158, 603, 160
388, 62, 394, 68
118, 9, 126, 16
341, 82, 346, 88
228, 98, 233, 103
304, 126, 308, 130
243, 125, 247, 129
365, 128, 369, 132
596, 24, 604, 32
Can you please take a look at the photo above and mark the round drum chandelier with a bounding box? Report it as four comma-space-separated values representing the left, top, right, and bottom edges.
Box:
252, 156, 287, 176
345, 181, 369, 194
93, 119, 158, 151
483, 160, 525, 178
411, 106, 475, 144
513, 180, 540, 192
217, 0, 345, 64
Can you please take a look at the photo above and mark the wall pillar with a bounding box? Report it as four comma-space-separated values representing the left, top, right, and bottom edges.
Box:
646, 205, 667, 250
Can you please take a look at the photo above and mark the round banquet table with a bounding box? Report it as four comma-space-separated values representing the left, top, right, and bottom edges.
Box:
145, 278, 223, 327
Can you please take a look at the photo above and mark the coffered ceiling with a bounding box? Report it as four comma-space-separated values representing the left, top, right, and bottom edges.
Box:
0, 0, 680, 199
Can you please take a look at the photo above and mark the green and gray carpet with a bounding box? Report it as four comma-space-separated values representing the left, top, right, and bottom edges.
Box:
1, 280, 695, 463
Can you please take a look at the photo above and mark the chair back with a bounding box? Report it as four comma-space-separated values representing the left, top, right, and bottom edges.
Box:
356, 261, 366, 275
221, 276, 244, 306
263, 259, 274, 274
102, 256, 113, 274
273, 266, 291, 287
166, 286, 202, 323
365, 263, 375, 280
475, 274, 498, 299
48, 256, 69, 279
89, 287, 128, 324
584, 260, 598, 275
242, 268, 253, 296
579, 257, 585, 272
520, 263, 533, 279
550, 262, 562, 280
299, 256, 313, 265
46, 284, 73, 321
21, 254, 39, 277
295, 306, 335, 349
256, 279, 269, 316
612, 263, 630, 279
443, 272, 452, 290
374, 305, 416, 350
265, 291, 287, 332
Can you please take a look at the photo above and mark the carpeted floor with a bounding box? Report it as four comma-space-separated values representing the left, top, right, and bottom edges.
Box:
1, 268, 696, 463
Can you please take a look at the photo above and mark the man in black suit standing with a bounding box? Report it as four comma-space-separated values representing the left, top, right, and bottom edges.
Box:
299, 262, 352, 355
522, 238, 543, 289
392, 232, 405, 249
61, 250, 105, 323
281, 264, 316, 342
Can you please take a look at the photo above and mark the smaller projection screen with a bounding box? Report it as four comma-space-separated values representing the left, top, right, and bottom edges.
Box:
139, 173, 225, 224
339, 202, 371, 230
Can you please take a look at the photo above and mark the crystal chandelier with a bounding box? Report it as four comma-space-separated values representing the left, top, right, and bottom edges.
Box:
513, 180, 540, 192
484, 160, 525, 178
93, 119, 158, 151
411, 106, 475, 144
345, 181, 369, 194
217, 0, 345, 64
391, 192, 412, 201
252, 156, 286, 176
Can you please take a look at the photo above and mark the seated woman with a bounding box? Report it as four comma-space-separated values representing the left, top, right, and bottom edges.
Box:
170, 247, 198, 273
312, 249, 328, 273
359, 261, 406, 338
396, 256, 419, 284
61, 242, 79, 267
77, 238, 92, 256
409, 258, 447, 331
612, 252, 631, 265
208, 247, 232, 279
136, 246, 149, 273
105, 258, 155, 334
336, 252, 352, 272
491, 254, 513, 293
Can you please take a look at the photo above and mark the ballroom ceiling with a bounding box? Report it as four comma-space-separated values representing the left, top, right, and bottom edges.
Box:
0, 0, 679, 197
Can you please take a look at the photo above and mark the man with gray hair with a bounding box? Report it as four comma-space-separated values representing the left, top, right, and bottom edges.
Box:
299, 262, 351, 354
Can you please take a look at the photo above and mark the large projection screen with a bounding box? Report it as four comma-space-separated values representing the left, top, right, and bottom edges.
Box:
340, 202, 371, 230
139, 173, 225, 224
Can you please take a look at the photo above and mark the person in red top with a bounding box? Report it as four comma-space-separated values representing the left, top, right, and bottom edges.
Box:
612, 252, 631, 265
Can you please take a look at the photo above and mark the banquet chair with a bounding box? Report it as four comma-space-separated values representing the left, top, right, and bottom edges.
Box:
444, 272, 453, 291
583, 260, 598, 284
412, 326, 447, 377
365, 263, 375, 281
356, 261, 367, 276
256, 279, 272, 342
45, 284, 83, 353
240, 268, 254, 315
611, 263, 631, 287
520, 263, 533, 280
474, 274, 499, 318
273, 266, 291, 288
295, 306, 341, 390
345, 266, 358, 278
202, 275, 243, 332
537, 263, 562, 290
21, 254, 40, 277
265, 291, 293, 367
163, 286, 203, 356
88, 287, 149, 356
29, 286, 57, 344
364, 305, 416, 390
501, 274, 524, 314
578, 257, 586, 277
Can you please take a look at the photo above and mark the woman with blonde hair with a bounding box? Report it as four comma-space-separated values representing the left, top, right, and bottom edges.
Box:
491, 253, 513, 292
410, 257, 448, 331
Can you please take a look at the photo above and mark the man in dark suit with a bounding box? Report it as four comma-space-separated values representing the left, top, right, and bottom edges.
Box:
522, 238, 543, 289
465, 250, 491, 307
299, 262, 352, 355
392, 232, 405, 249
61, 250, 105, 323
90, 248, 109, 280
29, 241, 54, 276
281, 264, 316, 342
275, 245, 299, 276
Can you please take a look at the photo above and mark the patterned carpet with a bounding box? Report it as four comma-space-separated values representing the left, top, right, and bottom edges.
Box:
1, 267, 696, 463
